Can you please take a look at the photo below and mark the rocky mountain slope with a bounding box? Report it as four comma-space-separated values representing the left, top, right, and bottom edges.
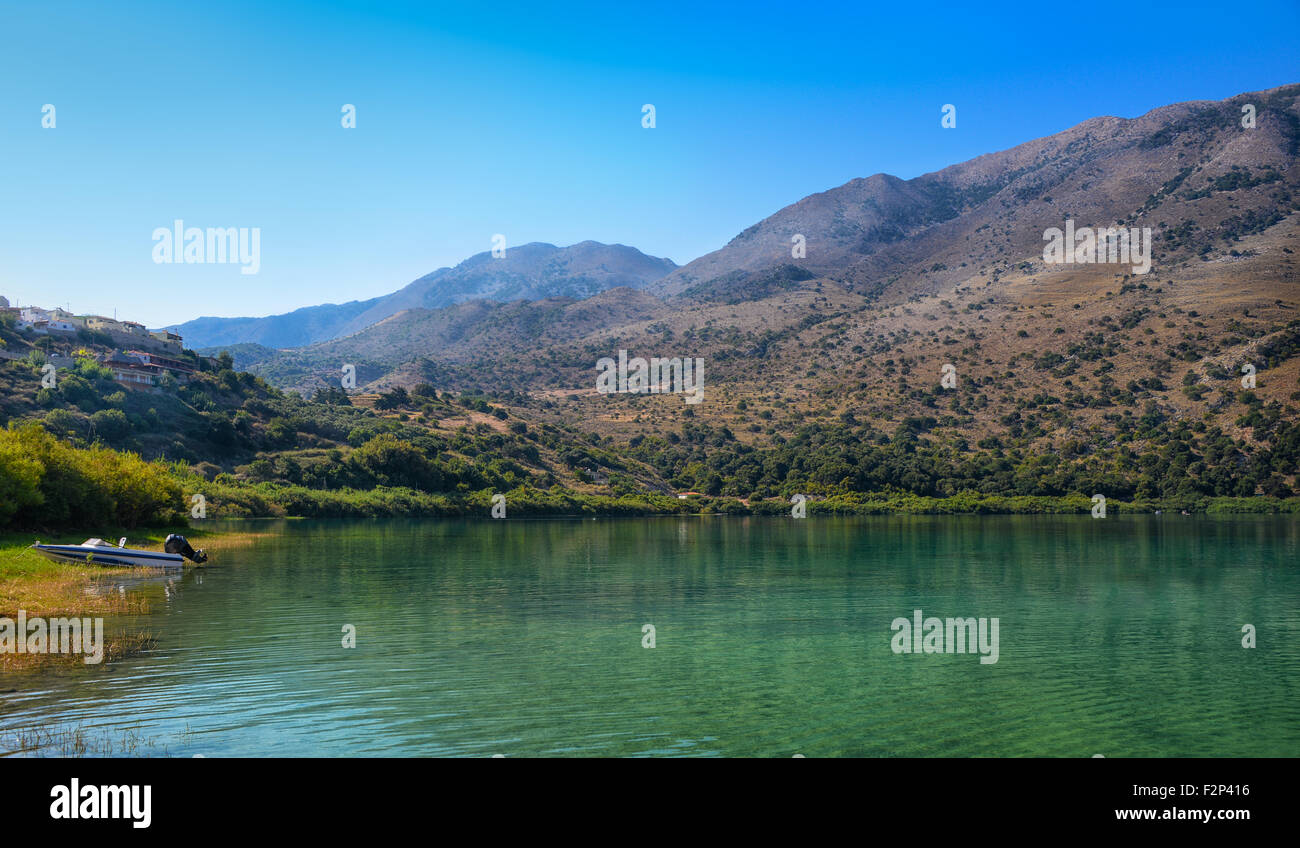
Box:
208, 83, 1300, 499
654, 85, 1297, 306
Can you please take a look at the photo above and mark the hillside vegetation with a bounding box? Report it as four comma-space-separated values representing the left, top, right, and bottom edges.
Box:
5, 85, 1300, 523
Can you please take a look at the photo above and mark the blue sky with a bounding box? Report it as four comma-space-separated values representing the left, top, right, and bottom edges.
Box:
1, 0, 1296, 327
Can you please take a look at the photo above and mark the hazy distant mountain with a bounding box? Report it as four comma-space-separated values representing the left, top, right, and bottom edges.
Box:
327, 241, 677, 340
174, 300, 383, 351
173, 241, 677, 350
221, 286, 679, 393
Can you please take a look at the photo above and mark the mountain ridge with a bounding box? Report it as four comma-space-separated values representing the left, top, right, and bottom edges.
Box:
653, 83, 1299, 304
7, 83, 1300, 514
217, 83, 1299, 501
172, 240, 677, 350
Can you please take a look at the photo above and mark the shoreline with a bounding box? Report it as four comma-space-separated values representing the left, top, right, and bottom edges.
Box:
0, 527, 266, 672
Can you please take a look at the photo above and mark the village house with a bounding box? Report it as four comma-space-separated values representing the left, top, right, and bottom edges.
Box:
18, 306, 50, 327
51, 308, 85, 328
18, 306, 79, 335
11, 303, 184, 356
120, 320, 150, 338
125, 349, 195, 377
17, 317, 48, 333
101, 350, 157, 387
149, 329, 184, 350
85, 315, 125, 334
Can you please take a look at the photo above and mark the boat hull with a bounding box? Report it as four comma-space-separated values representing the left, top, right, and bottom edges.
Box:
31, 544, 185, 569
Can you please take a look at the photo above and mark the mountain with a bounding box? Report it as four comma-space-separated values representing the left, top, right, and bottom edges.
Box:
654, 84, 1300, 304
173, 241, 677, 350
331, 241, 677, 339
10, 83, 1300, 510
216, 83, 1300, 507
237, 83, 1300, 399
173, 300, 383, 351
229, 287, 671, 391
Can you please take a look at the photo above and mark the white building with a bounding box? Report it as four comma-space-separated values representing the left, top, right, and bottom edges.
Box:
17, 307, 51, 332
16, 306, 77, 334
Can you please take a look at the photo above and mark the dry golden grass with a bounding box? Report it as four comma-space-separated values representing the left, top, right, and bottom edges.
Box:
182, 527, 276, 552
0, 526, 268, 672
0, 561, 149, 619
0, 629, 156, 672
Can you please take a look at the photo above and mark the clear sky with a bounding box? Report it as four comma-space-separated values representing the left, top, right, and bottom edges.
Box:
1, 0, 1297, 327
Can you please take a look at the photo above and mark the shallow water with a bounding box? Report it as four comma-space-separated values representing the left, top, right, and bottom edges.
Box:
2, 515, 1297, 757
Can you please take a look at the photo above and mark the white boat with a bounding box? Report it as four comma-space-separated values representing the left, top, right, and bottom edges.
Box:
30, 535, 206, 568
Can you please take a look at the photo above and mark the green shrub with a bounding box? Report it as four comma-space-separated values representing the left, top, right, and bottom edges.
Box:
0, 423, 184, 529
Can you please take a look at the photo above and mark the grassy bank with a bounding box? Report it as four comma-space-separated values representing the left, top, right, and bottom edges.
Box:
0, 533, 152, 672
0, 526, 273, 616
0, 526, 269, 672
0, 531, 158, 618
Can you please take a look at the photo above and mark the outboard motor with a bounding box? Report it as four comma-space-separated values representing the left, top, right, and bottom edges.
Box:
164, 534, 208, 564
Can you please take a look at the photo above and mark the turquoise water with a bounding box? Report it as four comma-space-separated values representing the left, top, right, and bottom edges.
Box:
2, 515, 1298, 756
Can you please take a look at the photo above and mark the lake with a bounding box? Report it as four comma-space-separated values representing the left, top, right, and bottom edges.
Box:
3, 515, 1298, 757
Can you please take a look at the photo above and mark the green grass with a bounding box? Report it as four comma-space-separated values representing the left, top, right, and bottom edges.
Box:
0, 525, 274, 672
0, 526, 242, 617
